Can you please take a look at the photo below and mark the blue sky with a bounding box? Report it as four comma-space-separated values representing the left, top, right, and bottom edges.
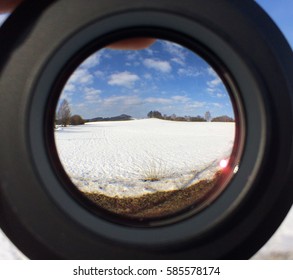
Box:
60, 41, 231, 119
0, 1, 292, 119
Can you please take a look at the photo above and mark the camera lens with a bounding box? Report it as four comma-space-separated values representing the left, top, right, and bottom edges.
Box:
1, 0, 292, 259
52, 38, 243, 224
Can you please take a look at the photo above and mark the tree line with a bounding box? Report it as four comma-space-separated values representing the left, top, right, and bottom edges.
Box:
147, 110, 234, 122
56, 100, 234, 127
56, 99, 85, 127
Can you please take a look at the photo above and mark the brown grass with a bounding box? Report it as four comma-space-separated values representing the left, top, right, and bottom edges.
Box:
82, 171, 222, 220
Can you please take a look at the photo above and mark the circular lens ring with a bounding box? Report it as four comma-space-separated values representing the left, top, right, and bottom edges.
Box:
0, 0, 293, 259
48, 30, 245, 227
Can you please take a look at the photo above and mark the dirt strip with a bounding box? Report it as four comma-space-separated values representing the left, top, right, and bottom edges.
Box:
82, 171, 222, 219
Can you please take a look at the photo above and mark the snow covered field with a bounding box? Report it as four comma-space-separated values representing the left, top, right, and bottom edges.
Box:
54, 119, 235, 197
1, 119, 293, 259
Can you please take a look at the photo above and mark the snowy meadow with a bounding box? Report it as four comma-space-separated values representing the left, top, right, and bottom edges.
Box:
55, 119, 235, 198
53, 119, 236, 218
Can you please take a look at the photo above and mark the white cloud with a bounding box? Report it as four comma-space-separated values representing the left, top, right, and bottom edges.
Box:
68, 68, 94, 85
76, 103, 86, 108
171, 57, 185, 66
81, 52, 102, 68
186, 101, 206, 108
144, 97, 172, 104
162, 41, 186, 60
143, 58, 172, 73
206, 66, 223, 92
94, 70, 105, 79
108, 71, 140, 88
132, 95, 191, 106
207, 88, 216, 93
126, 52, 139, 61
171, 95, 190, 103
145, 48, 154, 56
103, 95, 142, 107
143, 73, 153, 80
103, 96, 125, 106
59, 92, 73, 103
63, 83, 76, 92
0, 14, 9, 26
207, 66, 218, 78
212, 102, 223, 108
216, 93, 226, 98
178, 67, 201, 77
206, 67, 229, 99
124, 96, 143, 106
207, 77, 222, 88
84, 87, 102, 102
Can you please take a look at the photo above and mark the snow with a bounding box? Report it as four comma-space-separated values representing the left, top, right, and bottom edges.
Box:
252, 206, 293, 259
54, 119, 235, 197
0, 230, 26, 260
1, 119, 293, 259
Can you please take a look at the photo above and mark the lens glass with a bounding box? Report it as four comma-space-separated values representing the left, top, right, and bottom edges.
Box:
53, 39, 238, 222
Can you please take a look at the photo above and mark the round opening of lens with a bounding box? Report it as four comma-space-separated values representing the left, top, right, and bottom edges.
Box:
52, 37, 242, 225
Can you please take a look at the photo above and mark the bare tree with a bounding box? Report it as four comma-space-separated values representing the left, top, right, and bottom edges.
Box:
57, 99, 71, 127
205, 111, 212, 122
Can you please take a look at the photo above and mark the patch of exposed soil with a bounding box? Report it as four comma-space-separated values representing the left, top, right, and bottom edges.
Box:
82, 171, 223, 219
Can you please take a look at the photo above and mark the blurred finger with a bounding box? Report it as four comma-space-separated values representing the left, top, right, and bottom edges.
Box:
108, 38, 156, 50
0, 0, 23, 13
